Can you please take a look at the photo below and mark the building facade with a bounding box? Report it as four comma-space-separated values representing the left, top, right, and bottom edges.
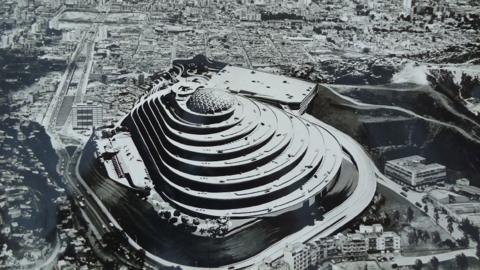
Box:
384, 155, 446, 187
284, 243, 310, 270
71, 101, 103, 130
281, 225, 400, 270
341, 233, 368, 258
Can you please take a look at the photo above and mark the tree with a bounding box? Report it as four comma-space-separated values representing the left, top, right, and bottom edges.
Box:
427, 69, 460, 101
460, 73, 480, 98
408, 231, 417, 246
432, 231, 441, 244
448, 222, 454, 234
393, 210, 400, 222
476, 243, 480, 259
434, 211, 440, 224
102, 230, 127, 251
407, 207, 414, 223
181, 215, 189, 224
430, 256, 439, 270
455, 253, 469, 270
413, 259, 423, 270
134, 249, 146, 267
457, 236, 469, 248
442, 239, 457, 249
422, 196, 428, 204
460, 218, 480, 241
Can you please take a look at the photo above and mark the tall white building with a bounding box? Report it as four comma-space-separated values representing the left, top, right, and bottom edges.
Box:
283, 243, 311, 270
71, 101, 103, 130
1, 35, 10, 49
359, 224, 401, 253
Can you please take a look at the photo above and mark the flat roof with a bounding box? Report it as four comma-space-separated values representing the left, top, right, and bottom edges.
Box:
386, 155, 445, 173
207, 65, 316, 105
97, 132, 151, 190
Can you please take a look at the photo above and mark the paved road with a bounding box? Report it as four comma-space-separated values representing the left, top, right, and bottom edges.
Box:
75, 26, 98, 104
43, 30, 89, 129
58, 82, 479, 269
55, 95, 75, 127
50, 83, 476, 270
57, 143, 147, 269
265, 34, 284, 59
233, 27, 253, 69
330, 84, 430, 92
62, 147, 112, 237
67, 114, 377, 270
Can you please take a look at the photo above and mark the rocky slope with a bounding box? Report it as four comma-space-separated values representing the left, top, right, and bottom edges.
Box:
307, 86, 480, 184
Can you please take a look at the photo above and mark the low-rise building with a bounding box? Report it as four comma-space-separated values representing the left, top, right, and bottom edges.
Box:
357, 224, 401, 253
428, 189, 470, 205
384, 155, 446, 187
315, 235, 342, 260
456, 178, 470, 187
281, 224, 400, 270
454, 178, 480, 199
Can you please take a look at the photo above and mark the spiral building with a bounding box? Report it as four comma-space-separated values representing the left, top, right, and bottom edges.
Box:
116, 67, 357, 219
87, 56, 379, 268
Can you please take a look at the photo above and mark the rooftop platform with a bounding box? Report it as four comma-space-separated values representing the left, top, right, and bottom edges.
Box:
386, 155, 446, 173
96, 132, 152, 191
207, 65, 317, 108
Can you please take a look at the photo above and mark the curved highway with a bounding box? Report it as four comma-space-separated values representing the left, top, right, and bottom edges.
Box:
74, 113, 378, 270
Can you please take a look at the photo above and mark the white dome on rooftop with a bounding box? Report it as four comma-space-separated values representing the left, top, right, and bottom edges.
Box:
186, 89, 234, 114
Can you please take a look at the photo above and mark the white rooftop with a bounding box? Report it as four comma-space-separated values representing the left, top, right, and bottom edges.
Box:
207, 65, 316, 106
387, 155, 445, 173
96, 132, 152, 190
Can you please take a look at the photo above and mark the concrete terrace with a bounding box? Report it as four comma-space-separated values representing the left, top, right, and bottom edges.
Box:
121, 79, 344, 218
